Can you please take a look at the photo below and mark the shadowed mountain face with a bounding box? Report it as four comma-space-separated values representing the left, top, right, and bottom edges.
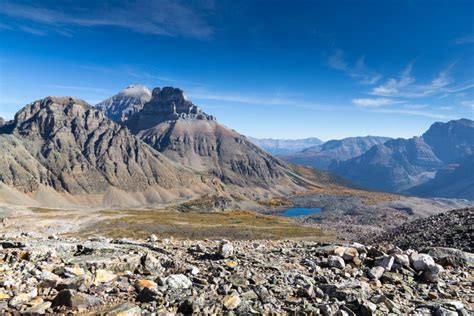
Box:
281, 136, 391, 170
248, 137, 323, 155
422, 118, 474, 163
95, 85, 151, 122
0, 97, 197, 195
407, 155, 474, 200
330, 119, 474, 195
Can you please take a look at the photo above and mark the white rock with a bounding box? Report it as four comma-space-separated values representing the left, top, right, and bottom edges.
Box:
393, 254, 410, 267
166, 274, 192, 290
411, 253, 436, 271
218, 240, 234, 258
368, 266, 385, 280
148, 234, 158, 242
328, 255, 345, 269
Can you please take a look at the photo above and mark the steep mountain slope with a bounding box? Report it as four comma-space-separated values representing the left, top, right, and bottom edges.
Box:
330, 119, 474, 194
0, 117, 5, 127
248, 137, 323, 154
0, 97, 212, 206
123, 87, 312, 193
282, 136, 390, 169
407, 156, 474, 200
95, 85, 151, 122
422, 118, 474, 163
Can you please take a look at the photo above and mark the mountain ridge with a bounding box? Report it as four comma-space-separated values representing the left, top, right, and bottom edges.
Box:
329, 119, 474, 196
281, 136, 391, 170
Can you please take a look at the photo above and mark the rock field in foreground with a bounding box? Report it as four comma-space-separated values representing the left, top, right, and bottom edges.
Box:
0, 233, 472, 315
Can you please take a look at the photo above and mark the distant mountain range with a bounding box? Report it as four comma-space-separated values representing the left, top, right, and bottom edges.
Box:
281, 136, 391, 169
329, 119, 474, 198
248, 137, 323, 154
252, 120, 473, 200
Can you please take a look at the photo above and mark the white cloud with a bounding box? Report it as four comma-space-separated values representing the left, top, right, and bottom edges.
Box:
440, 106, 453, 111
371, 63, 454, 98
453, 35, 474, 45
0, 0, 213, 39
370, 108, 454, 120
402, 104, 429, 109
327, 50, 381, 84
352, 98, 401, 107
461, 100, 474, 110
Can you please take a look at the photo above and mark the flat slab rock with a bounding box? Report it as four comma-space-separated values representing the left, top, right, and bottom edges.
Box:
0, 234, 472, 314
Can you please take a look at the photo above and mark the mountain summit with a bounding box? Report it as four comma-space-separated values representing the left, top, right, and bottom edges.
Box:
125, 87, 215, 133
95, 84, 151, 122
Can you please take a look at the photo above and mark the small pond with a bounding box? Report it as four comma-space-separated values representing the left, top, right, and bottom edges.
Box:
280, 207, 322, 217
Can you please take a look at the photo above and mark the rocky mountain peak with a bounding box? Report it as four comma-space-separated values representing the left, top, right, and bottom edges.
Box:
125, 86, 215, 133
95, 85, 151, 122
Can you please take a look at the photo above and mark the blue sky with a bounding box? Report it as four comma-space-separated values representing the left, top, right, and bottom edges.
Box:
0, 0, 473, 140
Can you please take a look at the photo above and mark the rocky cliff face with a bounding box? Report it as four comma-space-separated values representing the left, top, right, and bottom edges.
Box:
0, 117, 5, 127
0, 97, 199, 196
282, 136, 391, 170
329, 119, 474, 195
95, 85, 151, 122
125, 87, 215, 133
122, 87, 309, 191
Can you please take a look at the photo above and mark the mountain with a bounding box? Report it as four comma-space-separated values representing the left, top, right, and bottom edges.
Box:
282, 136, 391, 169
121, 87, 311, 193
330, 119, 474, 195
0, 117, 5, 127
0, 96, 213, 207
248, 137, 323, 154
95, 84, 151, 122
407, 155, 474, 200
422, 118, 474, 163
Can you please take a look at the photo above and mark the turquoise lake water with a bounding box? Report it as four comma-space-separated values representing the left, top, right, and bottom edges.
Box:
280, 207, 322, 217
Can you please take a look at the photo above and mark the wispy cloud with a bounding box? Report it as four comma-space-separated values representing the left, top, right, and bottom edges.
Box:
371, 62, 455, 98
369, 108, 455, 120
327, 50, 381, 84
453, 35, 474, 45
352, 98, 401, 107
0, 0, 213, 39
461, 100, 474, 110
188, 88, 333, 111
402, 104, 429, 109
